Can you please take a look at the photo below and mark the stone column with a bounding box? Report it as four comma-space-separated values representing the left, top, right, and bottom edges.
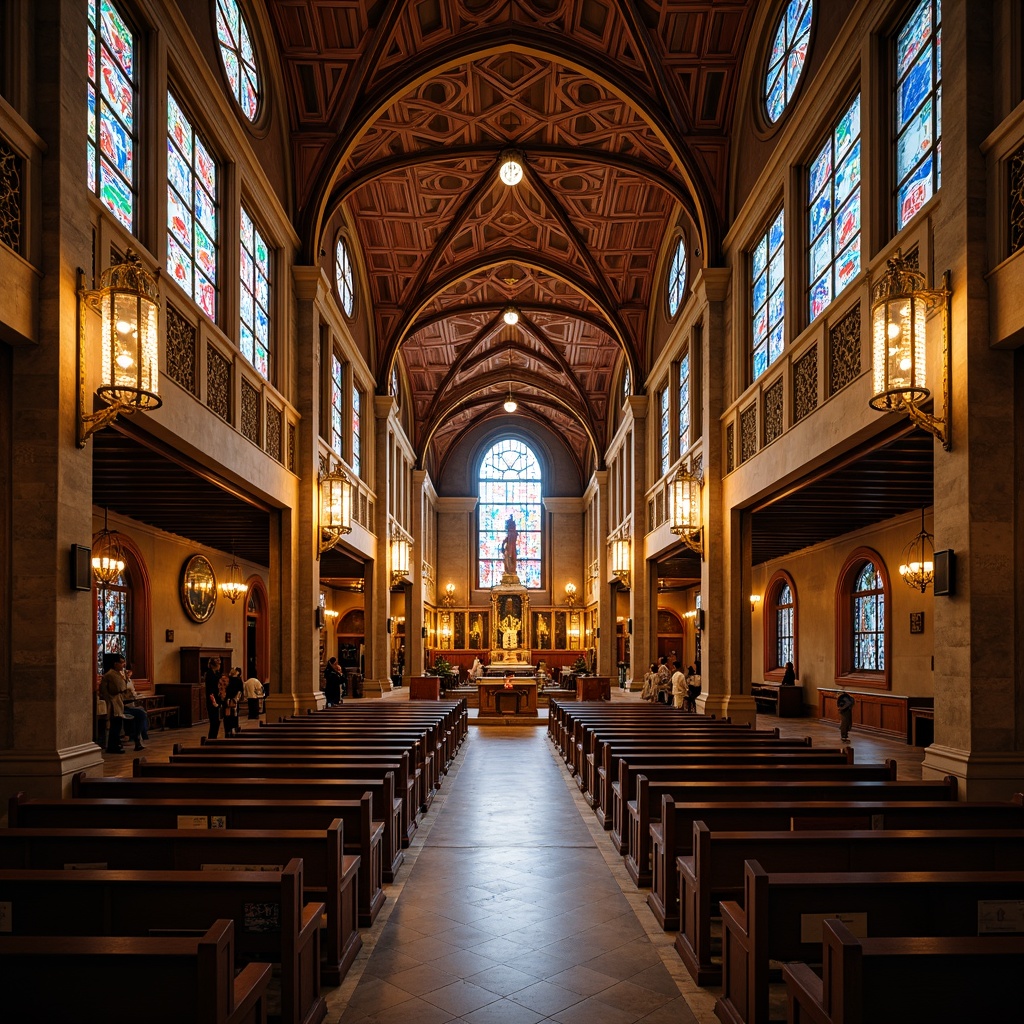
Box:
590, 472, 616, 677
922, 3, 1024, 798
0, 2, 103, 804
365, 397, 395, 696
691, 268, 755, 723
271, 267, 325, 716
624, 397, 650, 685
409, 469, 427, 677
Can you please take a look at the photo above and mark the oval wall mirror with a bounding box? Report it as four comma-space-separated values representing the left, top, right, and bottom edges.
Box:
181, 554, 217, 623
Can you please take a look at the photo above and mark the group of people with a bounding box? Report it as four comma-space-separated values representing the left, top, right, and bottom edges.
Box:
641, 656, 701, 711
204, 657, 264, 740
100, 652, 149, 754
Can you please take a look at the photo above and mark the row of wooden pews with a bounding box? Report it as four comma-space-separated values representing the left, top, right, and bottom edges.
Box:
3, 698, 468, 1024
548, 700, 1024, 1023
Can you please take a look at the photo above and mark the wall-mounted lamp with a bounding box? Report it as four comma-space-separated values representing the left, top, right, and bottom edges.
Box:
318, 464, 353, 557
390, 530, 411, 587
77, 250, 162, 447
899, 507, 935, 593
218, 550, 248, 604
324, 609, 339, 623
869, 249, 951, 450
498, 148, 524, 186
564, 582, 577, 606
92, 507, 126, 585
442, 582, 456, 607
611, 537, 631, 588
670, 462, 704, 558
749, 594, 761, 608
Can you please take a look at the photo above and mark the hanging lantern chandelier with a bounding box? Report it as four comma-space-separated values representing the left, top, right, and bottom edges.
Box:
899, 508, 935, 593
92, 507, 127, 586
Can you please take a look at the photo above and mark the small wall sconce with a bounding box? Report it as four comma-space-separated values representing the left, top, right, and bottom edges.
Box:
749, 594, 761, 608
670, 461, 704, 559
442, 582, 456, 607
77, 250, 162, 447
390, 530, 411, 587
611, 537, 631, 588
324, 609, 339, 624
318, 464, 353, 557
564, 582, 577, 606
869, 249, 951, 450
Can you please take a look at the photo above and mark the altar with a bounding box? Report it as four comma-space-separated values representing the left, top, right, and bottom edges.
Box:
477, 679, 538, 717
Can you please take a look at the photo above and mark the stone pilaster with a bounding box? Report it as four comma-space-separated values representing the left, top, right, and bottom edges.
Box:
624, 397, 650, 684
589, 472, 616, 677
365, 396, 395, 696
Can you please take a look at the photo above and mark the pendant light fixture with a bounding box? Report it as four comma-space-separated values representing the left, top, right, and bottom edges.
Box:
92, 507, 127, 585
503, 348, 517, 413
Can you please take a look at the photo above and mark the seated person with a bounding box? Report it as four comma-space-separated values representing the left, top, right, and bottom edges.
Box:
121, 663, 149, 747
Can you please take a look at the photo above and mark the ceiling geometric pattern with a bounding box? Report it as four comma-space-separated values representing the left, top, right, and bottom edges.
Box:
268, 0, 758, 476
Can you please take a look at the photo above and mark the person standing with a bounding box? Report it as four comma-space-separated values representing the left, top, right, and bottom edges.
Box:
207, 673, 228, 740
670, 661, 686, 709
243, 676, 263, 720
686, 665, 701, 713
100, 653, 129, 754
225, 668, 244, 733
204, 657, 222, 738
641, 663, 658, 702
836, 689, 855, 742
324, 657, 344, 707
656, 657, 671, 705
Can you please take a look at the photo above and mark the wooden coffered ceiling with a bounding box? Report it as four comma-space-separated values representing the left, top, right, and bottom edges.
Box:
267, 0, 758, 475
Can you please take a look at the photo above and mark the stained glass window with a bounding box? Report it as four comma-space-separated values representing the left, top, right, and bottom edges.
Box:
678, 354, 690, 455
658, 387, 670, 475
96, 568, 130, 674
216, 0, 260, 122
240, 206, 270, 379
477, 438, 542, 590
808, 93, 861, 322
667, 237, 687, 316
330, 354, 343, 455
765, 0, 813, 123
390, 366, 399, 401
87, 0, 136, 231
167, 92, 218, 320
335, 238, 355, 316
895, 0, 941, 229
351, 384, 361, 477
852, 562, 885, 671
622, 366, 631, 407
752, 207, 785, 381
775, 582, 794, 668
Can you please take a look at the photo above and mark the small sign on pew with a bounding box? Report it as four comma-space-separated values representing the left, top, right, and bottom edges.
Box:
177, 815, 209, 829
800, 912, 868, 943
978, 900, 1024, 934
243, 902, 280, 933
201, 864, 283, 872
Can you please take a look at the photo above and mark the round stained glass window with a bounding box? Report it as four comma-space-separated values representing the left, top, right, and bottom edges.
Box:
764, 0, 813, 124
335, 238, 355, 316
667, 238, 687, 317
215, 0, 260, 122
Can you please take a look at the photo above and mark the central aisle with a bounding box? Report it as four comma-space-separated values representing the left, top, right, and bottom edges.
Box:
332, 728, 713, 1024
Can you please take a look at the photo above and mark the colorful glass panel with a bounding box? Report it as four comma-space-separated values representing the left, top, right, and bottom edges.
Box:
477, 438, 543, 589
335, 239, 355, 316
775, 583, 794, 668
678, 353, 690, 455
807, 94, 861, 321
658, 387, 670, 475
88, 0, 136, 231
751, 207, 785, 382
765, 0, 813, 123
895, 0, 941, 229
216, 0, 260, 121
667, 237, 687, 316
351, 384, 361, 477
852, 562, 885, 672
95, 570, 130, 674
240, 206, 271, 380
330, 355, 344, 455
167, 92, 218, 319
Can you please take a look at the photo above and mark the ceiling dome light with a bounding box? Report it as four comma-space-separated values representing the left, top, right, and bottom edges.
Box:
503, 305, 519, 326
504, 392, 518, 414
498, 149, 524, 186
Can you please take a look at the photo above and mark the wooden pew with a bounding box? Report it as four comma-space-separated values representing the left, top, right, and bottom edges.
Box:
0, 860, 324, 1024
0, 821, 360, 984
649, 791, 1024, 931
783, 919, 1024, 1023
717, 860, 1024, 1024
10, 791, 386, 927
677, 823, 1024, 985
143, 752, 420, 847
72, 770, 405, 883
0, 919, 271, 1024
623, 774, 955, 886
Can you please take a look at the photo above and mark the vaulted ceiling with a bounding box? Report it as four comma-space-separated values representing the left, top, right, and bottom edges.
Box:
266, 0, 759, 476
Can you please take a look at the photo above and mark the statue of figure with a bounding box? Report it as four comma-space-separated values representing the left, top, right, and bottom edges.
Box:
501, 515, 518, 575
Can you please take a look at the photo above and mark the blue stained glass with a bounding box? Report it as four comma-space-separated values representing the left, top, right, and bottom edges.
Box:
898, 99, 932, 177
768, 322, 784, 363
753, 307, 768, 343
752, 348, 767, 379
195, 187, 216, 235
752, 237, 768, 279
256, 306, 269, 341
240, 286, 253, 326
167, 186, 192, 248
765, 0, 812, 122
256, 273, 269, 308
836, 234, 861, 288
809, 274, 831, 320
240, 322, 254, 362
809, 194, 830, 242
99, 50, 133, 131
835, 141, 861, 206
898, 51, 931, 126
99, 106, 131, 176
752, 273, 768, 311
167, 144, 190, 199
809, 145, 831, 200
836, 188, 860, 249
769, 284, 784, 325
87, 141, 97, 192
786, 43, 807, 94
810, 231, 831, 281
766, 71, 786, 123
794, 0, 812, 37
769, 21, 787, 69
769, 250, 784, 293
898, 153, 934, 225
99, 162, 132, 228
769, 210, 784, 253
898, 0, 932, 77
834, 96, 860, 160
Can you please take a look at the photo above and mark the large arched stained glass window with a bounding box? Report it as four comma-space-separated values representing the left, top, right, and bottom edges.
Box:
667, 237, 687, 317
96, 566, 131, 673
765, 0, 813, 124
852, 561, 885, 671
478, 438, 542, 589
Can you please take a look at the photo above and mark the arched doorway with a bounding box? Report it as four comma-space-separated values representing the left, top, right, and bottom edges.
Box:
657, 608, 685, 666
245, 576, 269, 681
338, 609, 364, 676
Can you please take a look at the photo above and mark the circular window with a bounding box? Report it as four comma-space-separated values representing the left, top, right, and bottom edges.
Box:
335, 238, 355, 316
765, 0, 813, 124
667, 237, 687, 317
216, 0, 260, 122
